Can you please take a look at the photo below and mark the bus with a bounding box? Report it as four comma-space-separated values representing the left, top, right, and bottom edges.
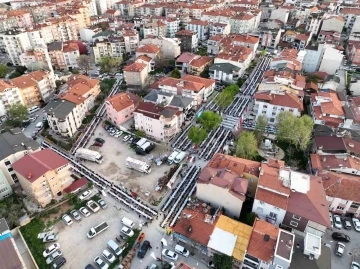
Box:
27, 106, 40, 114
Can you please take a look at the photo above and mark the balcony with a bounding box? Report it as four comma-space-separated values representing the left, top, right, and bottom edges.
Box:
266, 214, 277, 224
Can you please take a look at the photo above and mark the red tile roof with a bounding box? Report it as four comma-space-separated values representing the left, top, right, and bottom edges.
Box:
176, 52, 198, 63
255, 188, 288, 210
106, 91, 141, 112
246, 219, 279, 262
255, 91, 304, 110
190, 56, 213, 68
12, 149, 69, 182
176, 30, 197, 36
181, 75, 215, 89
123, 62, 147, 72
64, 177, 88, 193
136, 44, 160, 54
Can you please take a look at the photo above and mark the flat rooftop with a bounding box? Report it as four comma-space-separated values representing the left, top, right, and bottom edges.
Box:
275, 230, 294, 261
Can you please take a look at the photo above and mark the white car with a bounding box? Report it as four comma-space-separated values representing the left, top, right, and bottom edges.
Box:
62, 214, 73, 226
43, 243, 60, 257
123, 135, 131, 142
121, 226, 134, 237
102, 249, 115, 263
79, 190, 92, 200
352, 218, 360, 232
43, 234, 58, 243
351, 262, 360, 269
333, 215, 342, 229
45, 250, 62, 264
70, 210, 81, 221
79, 207, 91, 217
161, 249, 178, 261
94, 256, 109, 269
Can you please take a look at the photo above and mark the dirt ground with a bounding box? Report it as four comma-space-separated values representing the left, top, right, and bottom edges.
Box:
83, 122, 174, 204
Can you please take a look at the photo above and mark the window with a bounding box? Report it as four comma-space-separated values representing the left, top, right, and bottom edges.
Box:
257, 207, 263, 213
4, 161, 11, 166
337, 206, 345, 210
293, 214, 301, 221
290, 220, 298, 227
350, 202, 360, 209
269, 212, 277, 218
260, 201, 264, 205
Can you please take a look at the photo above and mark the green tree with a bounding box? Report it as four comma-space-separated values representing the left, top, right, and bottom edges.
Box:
237, 78, 245, 88
260, 49, 267, 56
236, 131, 258, 160
200, 67, 210, 78
276, 112, 313, 150
198, 110, 222, 131
5, 104, 28, 127
154, 52, 170, 70
254, 115, 268, 142
170, 68, 181, 78
99, 56, 121, 73
188, 126, 208, 146
77, 55, 91, 74
0, 64, 8, 78
215, 84, 239, 109
9, 71, 22, 79
213, 253, 234, 269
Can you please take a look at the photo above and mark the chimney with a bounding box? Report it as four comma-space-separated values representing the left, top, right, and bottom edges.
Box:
27, 172, 32, 179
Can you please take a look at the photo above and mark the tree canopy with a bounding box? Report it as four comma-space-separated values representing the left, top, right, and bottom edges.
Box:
154, 52, 170, 70
215, 84, 239, 110
99, 56, 121, 73
213, 253, 234, 269
254, 115, 268, 142
6, 104, 29, 127
198, 110, 222, 131
77, 55, 91, 74
276, 111, 313, 150
0, 64, 8, 78
188, 126, 208, 146
236, 131, 258, 160
170, 68, 181, 79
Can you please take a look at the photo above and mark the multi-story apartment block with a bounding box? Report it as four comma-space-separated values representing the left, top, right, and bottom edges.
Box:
209, 23, 231, 37
320, 15, 345, 33
93, 37, 126, 63
0, 80, 25, 118
0, 17, 18, 33
0, 29, 32, 66
143, 21, 167, 38
123, 62, 148, 88
0, 129, 40, 186
134, 101, 184, 142
48, 41, 67, 70
105, 92, 141, 127
135, 4, 164, 17
140, 37, 181, 59
175, 30, 198, 53
186, 20, 209, 42
47, 16, 78, 42
339, 8, 360, 34
207, 34, 259, 56
230, 13, 256, 34
12, 149, 74, 207
6, 10, 33, 28
63, 41, 80, 70
115, 0, 143, 17
305, 12, 324, 36
270, 7, 290, 24
254, 27, 281, 49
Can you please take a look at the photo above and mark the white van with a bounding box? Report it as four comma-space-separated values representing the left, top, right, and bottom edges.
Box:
167, 151, 180, 165
121, 217, 134, 228
140, 141, 151, 151
27, 105, 40, 114
35, 122, 43, 130
174, 151, 187, 164
174, 244, 189, 257
107, 239, 122, 256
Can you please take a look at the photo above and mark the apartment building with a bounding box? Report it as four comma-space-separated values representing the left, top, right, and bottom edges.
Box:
340, 8, 360, 34
12, 149, 74, 207
0, 80, 25, 118
270, 8, 290, 24
209, 23, 231, 38
62, 42, 80, 70
209, 63, 241, 83
46, 16, 79, 42
135, 44, 160, 59
134, 102, 183, 142
175, 30, 198, 53
320, 15, 345, 33
189, 56, 213, 76
10, 75, 40, 108
254, 27, 281, 49
26, 70, 56, 102
214, 46, 253, 76
0, 129, 40, 186
186, 20, 210, 41
48, 41, 67, 70
140, 37, 181, 58
0, 29, 32, 65
19, 44, 53, 72
230, 13, 256, 34
134, 4, 164, 17
123, 63, 148, 89
105, 92, 141, 127
93, 37, 126, 63
6, 10, 33, 28
143, 21, 167, 38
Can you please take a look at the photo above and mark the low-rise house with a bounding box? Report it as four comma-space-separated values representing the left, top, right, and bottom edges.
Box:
133, 102, 183, 142
135, 44, 160, 60
317, 30, 341, 45
253, 90, 303, 124
0, 129, 40, 186
144, 90, 194, 113
293, 33, 312, 50
209, 63, 241, 83
105, 92, 141, 127
214, 47, 253, 76
176, 52, 199, 74
189, 56, 213, 76
175, 30, 199, 53
12, 149, 74, 207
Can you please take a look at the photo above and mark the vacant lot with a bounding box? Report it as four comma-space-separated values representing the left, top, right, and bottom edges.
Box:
84, 123, 175, 204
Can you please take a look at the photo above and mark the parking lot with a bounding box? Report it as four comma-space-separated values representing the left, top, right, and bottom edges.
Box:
323, 221, 360, 268
83, 122, 174, 203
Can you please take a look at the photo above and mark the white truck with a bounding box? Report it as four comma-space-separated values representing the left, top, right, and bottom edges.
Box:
136, 138, 147, 147
75, 148, 103, 164
167, 150, 180, 165
86, 200, 100, 213
174, 151, 187, 164
87, 221, 109, 239
125, 157, 151, 174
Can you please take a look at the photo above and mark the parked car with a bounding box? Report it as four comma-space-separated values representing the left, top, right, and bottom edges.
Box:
123, 135, 131, 142
79, 207, 91, 217
352, 218, 360, 232
351, 262, 360, 269
51, 257, 66, 269
102, 249, 115, 263
85, 265, 96, 269
121, 226, 134, 237
43, 243, 60, 257
46, 250, 62, 264
94, 256, 109, 269
161, 249, 178, 261
98, 199, 107, 209
62, 214, 73, 226
43, 234, 59, 243
333, 215, 342, 229
332, 232, 350, 242
137, 240, 150, 258
342, 219, 352, 230
79, 190, 92, 200
92, 142, 103, 147
335, 242, 345, 256
95, 138, 105, 144
70, 210, 81, 221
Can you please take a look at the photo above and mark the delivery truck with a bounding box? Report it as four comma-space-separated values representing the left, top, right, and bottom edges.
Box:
125, 157, 151, 174
75, 148, 103, 164
87, 221, 109, 239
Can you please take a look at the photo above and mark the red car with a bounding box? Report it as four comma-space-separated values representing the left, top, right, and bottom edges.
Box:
92, 142, 103, 147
